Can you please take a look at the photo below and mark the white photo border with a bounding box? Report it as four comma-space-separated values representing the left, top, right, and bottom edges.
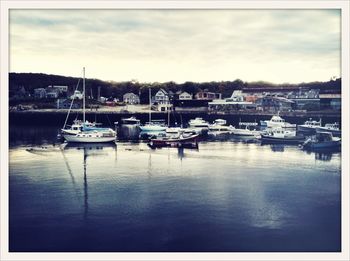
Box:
1, 1, 349, 260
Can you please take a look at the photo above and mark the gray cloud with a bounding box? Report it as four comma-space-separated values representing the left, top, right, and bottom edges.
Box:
9, 9, 340, 83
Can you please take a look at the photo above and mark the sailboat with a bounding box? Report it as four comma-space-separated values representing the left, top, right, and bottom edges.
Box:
62, 68, 116, 143
139, 88, 167, 132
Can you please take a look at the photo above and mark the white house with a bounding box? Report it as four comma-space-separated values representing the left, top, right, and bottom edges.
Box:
179, 91, 193, 100
34, 88, 46, 99
154, 88, 169, 104
70, 90, 83, 100
123, 93, 140, 104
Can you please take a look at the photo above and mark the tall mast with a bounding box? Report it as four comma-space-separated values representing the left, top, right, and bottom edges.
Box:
83, 67, 85, 123
149, 88, 151, 123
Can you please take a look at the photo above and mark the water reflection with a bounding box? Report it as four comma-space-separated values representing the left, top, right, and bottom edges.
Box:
304, 147, 341, 161
61, 143, 117, 220
269, 144, 285, 152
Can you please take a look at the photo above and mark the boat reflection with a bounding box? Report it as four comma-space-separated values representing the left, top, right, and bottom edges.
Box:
62, 142, 117, 220
304, 147, 341, 161
117, 125, 140, 141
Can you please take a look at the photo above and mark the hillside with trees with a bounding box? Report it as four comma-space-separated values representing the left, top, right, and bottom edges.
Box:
9, 72, 341, 104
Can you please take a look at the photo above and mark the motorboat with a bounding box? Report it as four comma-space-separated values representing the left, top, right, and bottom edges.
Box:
260, 127, 304, 144
316, 122, 341, 137
166, 127, 196, 136
148, 132, 199, 148
121, 116, 140, 125
297, 118, 322, 132
232, 122, 260, 137
139, 121, 167, 132
302, 131, 341, 150
188, 117, 209, 128
208, 119, 235, 133
265, 115, 296, 128
188, 117, 210, 134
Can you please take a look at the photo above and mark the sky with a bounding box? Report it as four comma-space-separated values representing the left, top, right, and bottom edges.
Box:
9, 9, 341, 84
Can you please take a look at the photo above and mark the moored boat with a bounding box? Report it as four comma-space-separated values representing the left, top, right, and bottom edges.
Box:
260, 127, 304, 144
208, 119, 235, 134
139, 88, 167, 132
302, 131, 341, 150
121, 116, 140, 125
63, 129, 116, 143
265, 115, 296, 128
297, 118, 322, 132
139, 121, 167, 132
62, 68, 116, 143
61, 120, 99, 135
148, 133, 199, 148
232, 122, 260, 137
316, 122, 341, 137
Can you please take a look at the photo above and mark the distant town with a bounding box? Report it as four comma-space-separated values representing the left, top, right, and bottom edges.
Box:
9, 73, 341, 116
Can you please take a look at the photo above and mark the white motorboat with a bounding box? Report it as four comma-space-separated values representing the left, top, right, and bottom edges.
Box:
232, 122, 260, 137
121, 116, 140, 125
62, 68, 116, 143
139, 121, 167, 132
208, 119, 235, 134
265, 115, 296, 128
188, 117, 209, 128
316, 122, 341, 137
188, 117, 210, 134
260, 127, 305, 144
297, 118, 322, 132
166, 127, 197, 136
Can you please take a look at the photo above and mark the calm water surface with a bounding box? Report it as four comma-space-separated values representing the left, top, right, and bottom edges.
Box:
9, 126, 341, 252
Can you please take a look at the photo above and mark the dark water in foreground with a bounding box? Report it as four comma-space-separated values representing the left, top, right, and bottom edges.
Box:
9, 125, 341, 252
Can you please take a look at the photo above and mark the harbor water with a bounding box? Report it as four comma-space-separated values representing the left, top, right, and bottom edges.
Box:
9, 124, 341, 252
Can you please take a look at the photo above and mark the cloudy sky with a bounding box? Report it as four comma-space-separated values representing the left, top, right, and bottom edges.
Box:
9, 9, 340, 84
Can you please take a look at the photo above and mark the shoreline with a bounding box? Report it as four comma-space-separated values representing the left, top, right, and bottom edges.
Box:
9, 109, 341, 118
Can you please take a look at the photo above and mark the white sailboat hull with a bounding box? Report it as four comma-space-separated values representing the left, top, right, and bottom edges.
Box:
63, 134, 116, 143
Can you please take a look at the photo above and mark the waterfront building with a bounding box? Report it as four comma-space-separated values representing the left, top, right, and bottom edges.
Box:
157, 103, 172, 112
123, 92, 140, 104
57, 98, 82, 109
47, 85, 68, 94
208, 99, 256, 112
195, 90, 221, 100
256, 96, 295, 112
45, 88, 60, 98
179, 91, 193, 100
290, 98, 320, 110
319, 93, 341, 110
154, 88, 170, 104
33, 88, 47, 99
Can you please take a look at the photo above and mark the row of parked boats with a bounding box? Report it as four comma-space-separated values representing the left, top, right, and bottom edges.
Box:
58, 69, 340, 151
115, 115, 341, 150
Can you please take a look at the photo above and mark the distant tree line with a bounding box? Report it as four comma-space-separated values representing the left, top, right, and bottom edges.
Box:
9, 73, 341, 104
